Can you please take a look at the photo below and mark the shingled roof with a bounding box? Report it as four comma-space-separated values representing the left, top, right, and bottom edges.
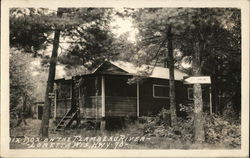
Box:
93, 61, 188, 80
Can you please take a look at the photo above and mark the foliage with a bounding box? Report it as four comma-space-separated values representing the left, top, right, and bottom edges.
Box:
133, 8, 241, 142
133, 8, 195, 66
179, 8, 241, 115
112, 32, 138, 63
142, 108, 193, 142
10, 8, 119, 70
133, 8, 241, 112
9, 8, 55, 52
204, 113, 241, 148
9, 48, 35, 109
140, 107, 240, 148
10, 8, 123, 137
32, 66, 49, 102
56, 8, 119, 70
9, 48, 38, 129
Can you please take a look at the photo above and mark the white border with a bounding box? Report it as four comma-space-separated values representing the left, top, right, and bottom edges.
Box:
1, 0, 249, 157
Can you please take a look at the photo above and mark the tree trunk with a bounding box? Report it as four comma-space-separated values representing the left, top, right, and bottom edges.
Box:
40, 9, 63, 138
167, 25, 177, 127
211, 74, 219, 114
210, 54, 219, 114
192, 40, 205, 143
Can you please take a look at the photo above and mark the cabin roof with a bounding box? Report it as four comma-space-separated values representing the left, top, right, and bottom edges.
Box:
55, 60, 188, 82
93, 61, 188, 80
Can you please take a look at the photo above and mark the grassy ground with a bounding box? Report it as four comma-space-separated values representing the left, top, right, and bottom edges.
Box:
9, 118, 238, 149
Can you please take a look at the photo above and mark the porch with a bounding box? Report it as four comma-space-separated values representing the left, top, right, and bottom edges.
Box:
54, 74, 139, 120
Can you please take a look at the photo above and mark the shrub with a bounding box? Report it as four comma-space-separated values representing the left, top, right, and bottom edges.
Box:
141, 106, 241, 148
204, 113, 241, 148
142, 108, 193, 142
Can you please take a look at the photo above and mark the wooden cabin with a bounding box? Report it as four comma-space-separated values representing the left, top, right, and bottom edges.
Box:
53, 61, 210, 130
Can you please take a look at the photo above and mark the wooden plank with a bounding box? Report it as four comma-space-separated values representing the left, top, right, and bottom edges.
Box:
183, 76, 211, 84
105, 96, 137, 117
81, 108, 102, 118
137, 82, 139, 117
209, 86, 212, 114
101, 76, 105, 117
54, 90, 57, 120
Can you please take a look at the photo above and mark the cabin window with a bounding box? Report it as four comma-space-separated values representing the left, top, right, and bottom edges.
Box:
188, 88, 194, 100
153, 84, 169, 98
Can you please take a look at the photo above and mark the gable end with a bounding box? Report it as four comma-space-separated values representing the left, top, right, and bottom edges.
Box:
94, 61, 129, 75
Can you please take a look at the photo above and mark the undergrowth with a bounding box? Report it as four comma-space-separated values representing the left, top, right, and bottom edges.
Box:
10, 105, 241, 149
139, 107, 241, 148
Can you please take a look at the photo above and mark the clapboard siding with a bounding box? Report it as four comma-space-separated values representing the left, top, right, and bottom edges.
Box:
80, 108, 102, 118
139, 78, 170, 116
105, 96, 137, 116
138, 78, 189, 116
139, 97, 169, 116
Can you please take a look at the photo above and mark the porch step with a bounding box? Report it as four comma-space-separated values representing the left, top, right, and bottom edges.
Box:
55, 108, 79, 131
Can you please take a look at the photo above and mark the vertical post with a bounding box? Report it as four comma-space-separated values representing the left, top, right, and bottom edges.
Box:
209, 86, 212, 115
101, 76, 106, 131
54, 90, 57, 120
71, 78, 75, 110
101, 76, 105, 117
137, 82, 140, 117
95, 77, 98, 119
36, 103, 39, 120
78, 87, 81, 113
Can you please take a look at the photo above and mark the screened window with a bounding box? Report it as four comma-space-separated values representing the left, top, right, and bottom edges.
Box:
188, 88, 194, 100
86, 77, 100, 96
153, 84, 169, 98
56, 83, 72, 99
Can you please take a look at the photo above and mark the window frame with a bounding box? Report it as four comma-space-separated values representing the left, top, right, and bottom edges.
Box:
153, 84, 169, 98
188, 87, 194, 100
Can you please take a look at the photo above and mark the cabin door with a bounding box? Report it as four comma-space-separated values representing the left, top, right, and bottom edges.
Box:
37, 105, 43, 120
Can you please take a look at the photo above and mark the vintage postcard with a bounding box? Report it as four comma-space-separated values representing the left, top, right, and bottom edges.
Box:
1, 0, 249, 157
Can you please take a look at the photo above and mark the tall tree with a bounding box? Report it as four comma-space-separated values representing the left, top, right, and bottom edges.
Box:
40, 8, 115, 137
134, 8, 193, 127
40, 8, 63, 137
191, 25, 206, 142
178, 8, 241, 142
133, 8, 240, 142
166, 25, 177, 127
10, 8, 117, 137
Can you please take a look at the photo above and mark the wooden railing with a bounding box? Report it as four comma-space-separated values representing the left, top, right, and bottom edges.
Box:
56, 96, 138, 118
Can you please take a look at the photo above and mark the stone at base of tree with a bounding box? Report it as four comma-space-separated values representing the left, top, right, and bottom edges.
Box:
100, 119, 106, 131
